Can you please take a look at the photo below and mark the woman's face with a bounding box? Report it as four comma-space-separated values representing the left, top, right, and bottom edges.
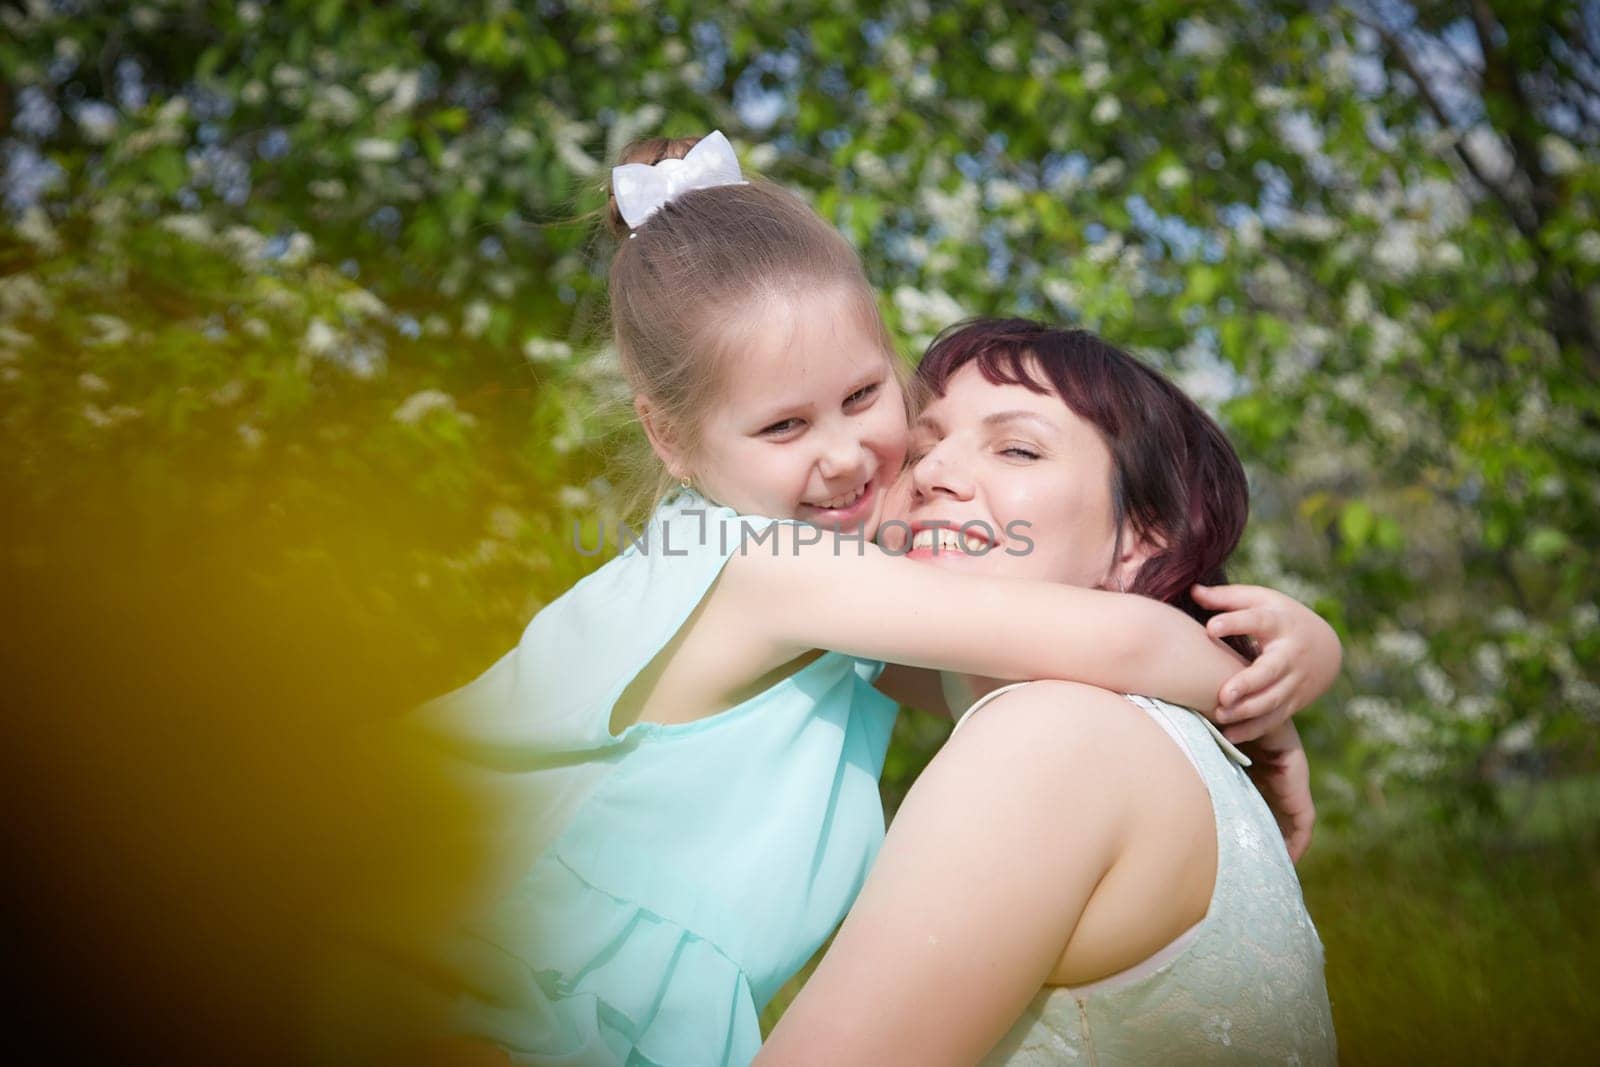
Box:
883, 359, 1148, 590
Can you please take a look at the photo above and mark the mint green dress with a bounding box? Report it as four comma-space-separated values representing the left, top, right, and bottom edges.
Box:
420, 488, 900, 1066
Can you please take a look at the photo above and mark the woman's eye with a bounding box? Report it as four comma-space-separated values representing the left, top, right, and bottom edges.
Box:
845, 383, 880, 407
1002, 446, 1041, 460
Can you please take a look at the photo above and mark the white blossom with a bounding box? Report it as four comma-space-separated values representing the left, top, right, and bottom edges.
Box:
1156, 163, 1190, 190
1253, 86, 1293, 109
1343, 281, 1374, 326
893, 285, 966, 339
1462, 125, 1515, 184
1497, 720, 1537, 755
1377, 629, 1428, 664
73, 101, 119, 144
281, 232, 314, 268
1088, 158, 1125, 189
918, 182, 981, 239
1474, 644, 1506, 686
82, 403, 142, 428
1042, 278, 1078, 310
1372, 222, 1421, 279
523, 337, 574, 363
985, 40, 1018, 71
555, 138, 600, 177
353, 138, 401, 163
746, 143, 780, 171
1091, 95, 1121, 125
1175, 19, 1228, 61
0, 273, 53, 318
1280, 211, 1339, 242
85, 314, 131, 346
1488, 606, 1527, 632
222, 224, 269, 263
384, 70, 422, 115
1576, 232, 1600, 265
393, 389, 457, 425
16, 206, 60, 254
302, 318, 338, 356
1539, 134, 1583, 176
462, 300, 491, 339
1418, 663, 1456, 705
338, 285, 387, 319
311, 84, 361, 124
271, 63, 307, 88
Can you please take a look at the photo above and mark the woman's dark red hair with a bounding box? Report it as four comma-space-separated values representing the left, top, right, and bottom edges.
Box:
914, 318, 1253, 654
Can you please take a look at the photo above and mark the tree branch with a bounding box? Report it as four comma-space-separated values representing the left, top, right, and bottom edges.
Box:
1356, 11, 1542, 239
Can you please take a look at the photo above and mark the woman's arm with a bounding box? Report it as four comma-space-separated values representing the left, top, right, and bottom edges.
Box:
755, 681, 1136, 1066
724, 527, 1244, 713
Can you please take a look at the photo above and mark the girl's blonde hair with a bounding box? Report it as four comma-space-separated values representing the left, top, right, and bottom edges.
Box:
603, 134, 904, 519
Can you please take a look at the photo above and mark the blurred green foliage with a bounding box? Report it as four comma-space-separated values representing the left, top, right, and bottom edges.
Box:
3, 0, 1598, 825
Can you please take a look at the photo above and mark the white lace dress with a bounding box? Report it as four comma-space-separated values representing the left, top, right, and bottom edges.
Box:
952, 683, 1337, 1066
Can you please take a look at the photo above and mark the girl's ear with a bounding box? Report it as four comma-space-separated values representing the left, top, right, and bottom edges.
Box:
634, 395, 690, 480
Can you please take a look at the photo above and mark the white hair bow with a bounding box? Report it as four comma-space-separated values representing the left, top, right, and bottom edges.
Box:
611, 130, 748, 231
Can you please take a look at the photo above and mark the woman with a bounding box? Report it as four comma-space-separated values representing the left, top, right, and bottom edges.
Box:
758, 320, 1337, 1065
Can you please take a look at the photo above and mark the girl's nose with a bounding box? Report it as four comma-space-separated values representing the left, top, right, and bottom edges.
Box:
817, 436, 868, 481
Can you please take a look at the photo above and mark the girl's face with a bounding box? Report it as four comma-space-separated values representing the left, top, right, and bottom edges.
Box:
679, 285, 908, 534
883, 359, 1150, 590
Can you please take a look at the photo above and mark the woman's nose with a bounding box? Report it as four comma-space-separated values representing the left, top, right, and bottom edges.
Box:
909, 444, 971, 500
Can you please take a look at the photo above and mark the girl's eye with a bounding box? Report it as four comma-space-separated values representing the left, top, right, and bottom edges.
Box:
761, 419, 803, 436
845, 383, 880, 407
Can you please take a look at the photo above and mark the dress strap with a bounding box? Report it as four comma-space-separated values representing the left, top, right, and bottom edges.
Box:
953, 685, 1252, 770
950, 681, 1036, 734
1124, 694, 1252, 768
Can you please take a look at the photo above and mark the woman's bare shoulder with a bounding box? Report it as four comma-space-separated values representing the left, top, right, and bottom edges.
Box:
956, 680, 1151, 750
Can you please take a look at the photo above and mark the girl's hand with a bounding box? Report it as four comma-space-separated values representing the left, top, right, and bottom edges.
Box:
1241, 721, 1315, 863
1192, 583, 1342, 744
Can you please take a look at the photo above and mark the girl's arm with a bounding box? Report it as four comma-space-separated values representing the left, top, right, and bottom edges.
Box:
1241, 720, 1315, 862
755, 681, 1136, 1066
1195, 583, 1343, 743
725, 528, 1244, 714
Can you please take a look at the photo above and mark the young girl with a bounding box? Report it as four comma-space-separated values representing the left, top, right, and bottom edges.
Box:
422, 132, 1340, 1066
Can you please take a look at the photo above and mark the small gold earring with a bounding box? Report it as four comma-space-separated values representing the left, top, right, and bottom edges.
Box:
680, 475, 692, 490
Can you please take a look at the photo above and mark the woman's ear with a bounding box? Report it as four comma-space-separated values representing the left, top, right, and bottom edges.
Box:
634, 396, 690, 481
1107, 525, 1166, 593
